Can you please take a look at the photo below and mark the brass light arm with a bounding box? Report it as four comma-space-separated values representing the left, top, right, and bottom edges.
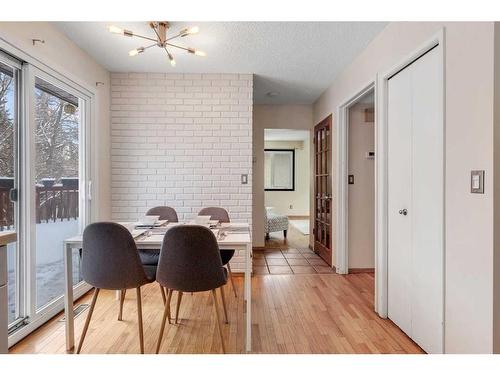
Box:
166, 33, 184, 42
164, 47, 174, 59
151, 26, 163, 45
143, 42, 158, 50
166, 42, 191, 52
133, 33, 158, 43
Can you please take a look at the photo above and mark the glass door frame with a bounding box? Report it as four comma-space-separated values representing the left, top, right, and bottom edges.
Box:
1, 38, 95, 348
0, 51, 24, 331
23, 64, 93, 322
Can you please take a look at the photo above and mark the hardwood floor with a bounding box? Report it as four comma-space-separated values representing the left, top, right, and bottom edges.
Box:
9, 226, 423, 354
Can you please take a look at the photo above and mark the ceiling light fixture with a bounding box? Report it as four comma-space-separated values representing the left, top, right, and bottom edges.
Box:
107, 21, 206, 67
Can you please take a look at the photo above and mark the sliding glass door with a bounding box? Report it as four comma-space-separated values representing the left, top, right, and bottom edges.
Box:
0, 54, 22, 328
33, 75, 85, 311
0, 48, 92, 341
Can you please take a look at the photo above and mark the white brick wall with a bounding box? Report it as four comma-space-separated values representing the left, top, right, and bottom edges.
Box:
110, 73, 253, 272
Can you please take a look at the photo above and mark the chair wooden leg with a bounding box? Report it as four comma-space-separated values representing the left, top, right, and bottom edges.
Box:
136, 287, 144, 354
118, 289, 126, 321
227, 263, 237, 298
175, 291, 183, 324
76, 287, 100, 354
211, 289, 226, 353
219, 286, 229, 324
156, 287, 172, 354
166, 288, 172, 324
160, 285, 166, 305
156, 289, 173, 354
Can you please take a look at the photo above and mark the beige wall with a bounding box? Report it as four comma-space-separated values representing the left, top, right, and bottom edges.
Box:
314, 22, 497, 353
348, 102, 374, 269
0, 22, 111, 220
264, 140, 310, 216
493, 21, 500, 354
253, 104, 313, 246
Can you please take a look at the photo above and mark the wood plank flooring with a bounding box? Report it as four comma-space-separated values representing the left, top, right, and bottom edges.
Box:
10, 226, 424, 354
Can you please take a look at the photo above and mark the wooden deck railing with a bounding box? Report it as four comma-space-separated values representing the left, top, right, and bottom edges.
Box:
0, 185, 79, 229
0, 187, 14, 230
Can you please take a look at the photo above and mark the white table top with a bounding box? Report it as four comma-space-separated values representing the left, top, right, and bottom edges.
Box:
64, 222, 251, 246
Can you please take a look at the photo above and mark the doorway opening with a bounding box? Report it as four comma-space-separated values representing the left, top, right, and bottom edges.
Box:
336, 83, 375, 275
264, 129, 311, 246
347, 90, 375, 274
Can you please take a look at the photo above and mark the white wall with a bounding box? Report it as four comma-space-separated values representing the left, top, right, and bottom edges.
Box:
348, 102, 374, 269
110, 73, 253, 271
314, 22, 497, 353
253, 104, 313, 247
264, 139, 310, 216
0, 22, 111, 220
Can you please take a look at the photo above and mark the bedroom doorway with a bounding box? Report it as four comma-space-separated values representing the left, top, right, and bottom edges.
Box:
264, 128, 311, 243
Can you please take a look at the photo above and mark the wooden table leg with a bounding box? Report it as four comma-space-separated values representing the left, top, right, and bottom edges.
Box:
245, 243, 252, 353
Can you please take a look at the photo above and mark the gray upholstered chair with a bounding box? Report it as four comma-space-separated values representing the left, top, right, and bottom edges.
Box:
155, 225, 228, 353
139, 206, 179, 267
147, 206, 179, 222
77, 222, 155, 354
198, 207, 237, 298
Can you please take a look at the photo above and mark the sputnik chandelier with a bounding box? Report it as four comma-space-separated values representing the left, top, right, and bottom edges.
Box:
107, 21, 205, 67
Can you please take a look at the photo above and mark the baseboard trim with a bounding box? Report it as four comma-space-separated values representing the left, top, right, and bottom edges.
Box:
348, 268, 375, 274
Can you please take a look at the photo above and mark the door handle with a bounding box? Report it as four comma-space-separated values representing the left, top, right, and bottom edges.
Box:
399, 209, 408, 216
9, 188, 18, 202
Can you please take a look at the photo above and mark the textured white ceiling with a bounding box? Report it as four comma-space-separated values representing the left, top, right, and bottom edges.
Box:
265, 129, 310, 142
54, 22, 386, 104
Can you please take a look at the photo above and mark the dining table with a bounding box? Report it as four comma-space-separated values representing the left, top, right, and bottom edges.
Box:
62, 221, 252, 353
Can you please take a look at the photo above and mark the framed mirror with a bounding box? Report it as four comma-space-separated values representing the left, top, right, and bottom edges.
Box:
264, 149, 295, 191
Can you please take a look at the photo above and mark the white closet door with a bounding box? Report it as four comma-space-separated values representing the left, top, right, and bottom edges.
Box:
387, 46, 443, 354
387, 63, 413, 336
409, 46, 443, 354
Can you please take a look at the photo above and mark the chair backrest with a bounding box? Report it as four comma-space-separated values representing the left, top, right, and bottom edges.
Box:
82, 222, 149, 290
156, 225, 226, 292
198, 207, 230, 223
146, 206, 178, 222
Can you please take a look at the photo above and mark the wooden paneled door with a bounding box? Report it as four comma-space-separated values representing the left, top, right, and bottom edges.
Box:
314, 115, 332, 265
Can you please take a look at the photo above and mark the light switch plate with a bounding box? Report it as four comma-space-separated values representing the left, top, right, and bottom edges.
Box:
241, 174, 248, 185
471, 170, 484, 194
